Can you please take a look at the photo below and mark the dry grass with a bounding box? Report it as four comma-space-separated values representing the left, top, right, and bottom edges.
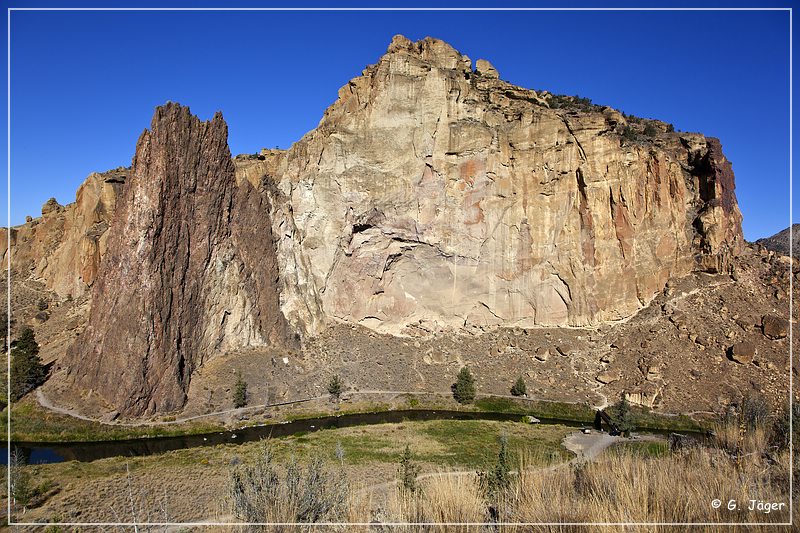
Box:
354, 447, 792, 532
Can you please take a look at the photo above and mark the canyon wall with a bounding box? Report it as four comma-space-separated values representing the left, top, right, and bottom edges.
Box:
264, 35, 743, 336
5, 36, 745, 415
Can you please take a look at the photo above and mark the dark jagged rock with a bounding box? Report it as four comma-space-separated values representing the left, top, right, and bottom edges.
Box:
63, 103, 291, 416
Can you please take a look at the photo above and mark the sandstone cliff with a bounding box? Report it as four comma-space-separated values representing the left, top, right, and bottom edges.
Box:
61, 103, 291, 416
260, 35, 743, 335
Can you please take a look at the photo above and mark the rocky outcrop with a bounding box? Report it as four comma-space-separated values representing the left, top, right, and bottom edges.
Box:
63, 103, 291, 416
756, 224, 799, 258
1, 167, 125, 299
265, 35, 744, 336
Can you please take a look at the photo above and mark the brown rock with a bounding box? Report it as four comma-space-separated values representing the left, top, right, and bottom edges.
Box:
41, 197, 64, 216
727, 341, 756, 364
63, 104, 293, 416
596, 371, 620, 384
762, 314, 789, 339
475, 58, 499, 78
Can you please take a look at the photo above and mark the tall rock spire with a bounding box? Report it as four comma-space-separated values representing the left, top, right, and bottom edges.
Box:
64, 103, 291, 416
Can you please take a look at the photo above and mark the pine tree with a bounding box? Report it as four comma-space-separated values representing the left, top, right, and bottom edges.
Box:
233, 373, 247, 408
327, 375, 343, 398
10, 327, 47, 401
453, 366, 476, 404
510, 376, 527, 397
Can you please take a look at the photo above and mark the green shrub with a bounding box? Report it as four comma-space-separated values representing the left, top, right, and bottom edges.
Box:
619, 125, 638, 143
643, 123, 660, 137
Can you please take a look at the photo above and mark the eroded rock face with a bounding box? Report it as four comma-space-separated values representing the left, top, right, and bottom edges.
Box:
1, 168, 125, 299
266, 35, 744, 336
63, 103, 291, 416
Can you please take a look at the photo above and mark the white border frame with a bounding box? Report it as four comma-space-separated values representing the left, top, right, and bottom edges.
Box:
4, 4, 794, 528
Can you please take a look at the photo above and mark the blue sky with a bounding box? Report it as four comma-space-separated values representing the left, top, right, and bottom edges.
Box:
0, 1, 795, 241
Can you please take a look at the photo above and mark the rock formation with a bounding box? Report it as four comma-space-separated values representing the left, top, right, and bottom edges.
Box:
5, 36, 756, 417
62, 103, 291, 416
262, 35, 743, 335
756, 224, 799, 258
1, 167, 125, 299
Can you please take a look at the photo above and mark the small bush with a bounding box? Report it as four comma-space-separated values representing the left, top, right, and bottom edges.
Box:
229, 444, 349, 524
619, 125, 639, 143
510, 376, 527, 397
643, 122, 660, 137
452, 366, 476, 404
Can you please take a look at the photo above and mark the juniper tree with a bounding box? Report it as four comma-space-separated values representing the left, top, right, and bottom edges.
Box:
233, 372, 247, 408
327, 375, 343, 399
453, 366, 476, 404
10, 327, 46, 402
398, 444, 420, 494
510, 376, 527, 397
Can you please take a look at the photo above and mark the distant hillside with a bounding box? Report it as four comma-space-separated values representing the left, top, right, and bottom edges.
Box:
755, 224, 800, 257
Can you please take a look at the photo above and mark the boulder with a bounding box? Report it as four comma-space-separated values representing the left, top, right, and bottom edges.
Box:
41, 197, 64, 216
596, 371, 620, 384
727, 341, 756, 364
762, 314, 789, 339
475, 58, 499, 78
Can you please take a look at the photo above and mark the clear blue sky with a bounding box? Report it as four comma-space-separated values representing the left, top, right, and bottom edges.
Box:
1, 1, 795, 241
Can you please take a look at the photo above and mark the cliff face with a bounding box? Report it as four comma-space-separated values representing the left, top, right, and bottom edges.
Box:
8, 36, 747, 416
62, 103, 291, 416
1, 168, 125, 299
264, 35, 743, 335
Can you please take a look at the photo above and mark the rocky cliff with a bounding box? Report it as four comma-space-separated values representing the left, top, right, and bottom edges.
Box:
260, 35, 743, 335
61, 103, 291, 416
7, 36, 751, 417
2, 167, 125, 299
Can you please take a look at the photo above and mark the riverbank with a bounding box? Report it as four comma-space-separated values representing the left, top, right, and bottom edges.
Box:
3, 388, 709, 444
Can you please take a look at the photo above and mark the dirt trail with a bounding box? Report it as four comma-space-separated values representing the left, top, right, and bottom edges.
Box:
33, 388, 584, 428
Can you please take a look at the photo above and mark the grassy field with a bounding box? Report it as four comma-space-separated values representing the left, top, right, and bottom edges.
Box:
15, 418, 575, 523
608, 439, 670, 458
